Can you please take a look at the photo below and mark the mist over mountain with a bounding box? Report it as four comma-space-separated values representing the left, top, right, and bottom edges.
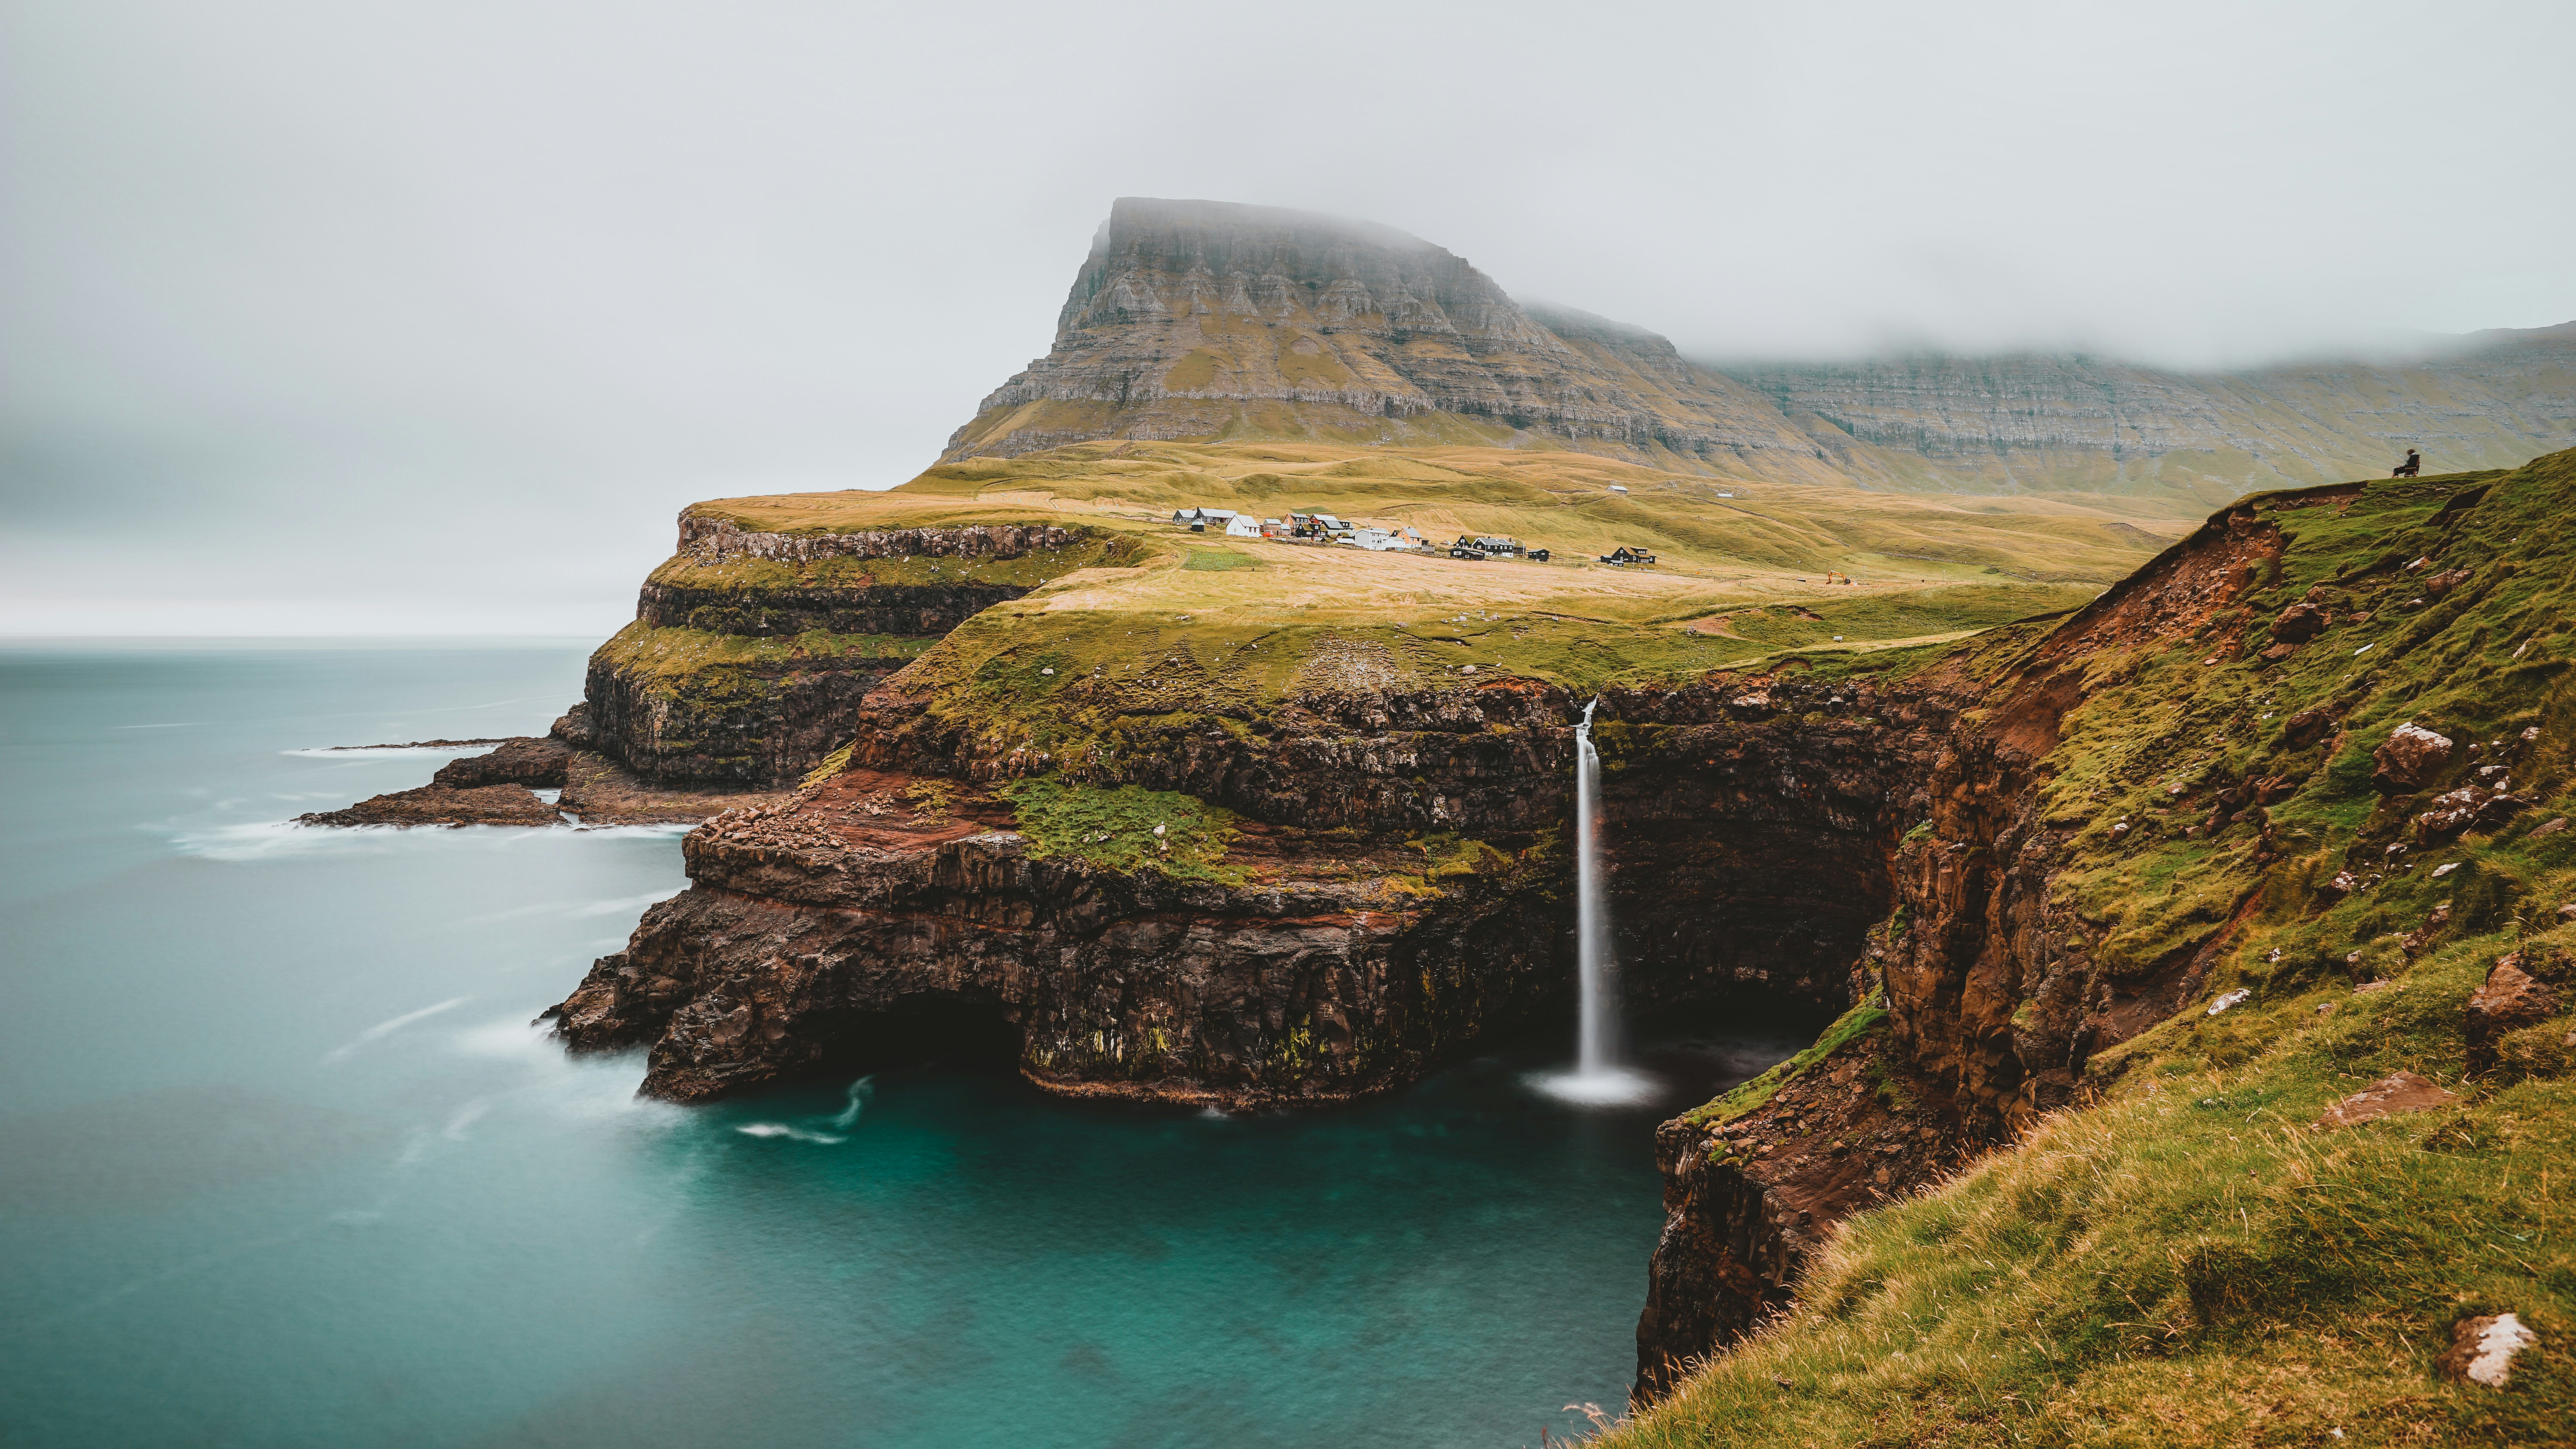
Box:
942, 199, 2576, 510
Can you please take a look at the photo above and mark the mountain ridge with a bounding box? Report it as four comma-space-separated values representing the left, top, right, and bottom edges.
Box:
940, 198, 2575, 510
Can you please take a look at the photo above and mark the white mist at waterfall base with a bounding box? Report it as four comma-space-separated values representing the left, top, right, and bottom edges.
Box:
1534, 698, 1658, 1107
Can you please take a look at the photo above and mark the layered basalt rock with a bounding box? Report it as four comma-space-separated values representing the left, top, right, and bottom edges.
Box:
570, 516, 1119, 788
547, 772, 1567, 1104
566, 644, 912, 788
547, 673, 1975, 1105
941, 197, 1834, 476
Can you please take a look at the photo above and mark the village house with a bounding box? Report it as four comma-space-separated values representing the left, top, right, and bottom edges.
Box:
1285, 512, 1352, 541
1224, 514, 1261, 539
1598, 545, 1659, 566
1171, 507, 1238, 532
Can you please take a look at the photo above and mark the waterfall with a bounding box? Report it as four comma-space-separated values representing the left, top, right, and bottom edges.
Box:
1538, 698, 1654, 1105
1574, 696, 1616, 1074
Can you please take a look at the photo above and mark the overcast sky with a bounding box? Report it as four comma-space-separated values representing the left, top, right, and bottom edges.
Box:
4, 0, 2570, 635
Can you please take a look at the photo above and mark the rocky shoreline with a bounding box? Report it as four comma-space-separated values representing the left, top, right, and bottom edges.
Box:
297, 729, 795, 829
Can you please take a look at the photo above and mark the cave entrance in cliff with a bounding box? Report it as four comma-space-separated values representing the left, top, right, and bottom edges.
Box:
814, 992, 1025, 1076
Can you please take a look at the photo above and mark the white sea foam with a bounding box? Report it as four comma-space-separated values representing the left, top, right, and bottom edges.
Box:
445, 1016, 680, 1130
570, 890, 683, 917
1529, 1066, 1660, 1106
463, 889, 680, 926
165, 819, 399, 861
827, 1076, 876, 1130
278, 745, 484, 759
322, 996, 472, 1063
442, 1098, 493, 1140
735, 1123, 847, 1145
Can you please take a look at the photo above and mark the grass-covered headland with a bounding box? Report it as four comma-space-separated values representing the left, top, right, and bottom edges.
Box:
1602, 454, 2576, 1446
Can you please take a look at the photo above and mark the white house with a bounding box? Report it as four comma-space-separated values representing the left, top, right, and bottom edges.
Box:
1347, 527, 1411, 552
1224, 514, 1261, 538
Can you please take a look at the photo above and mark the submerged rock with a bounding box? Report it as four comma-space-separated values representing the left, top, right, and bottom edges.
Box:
298, 783, 561, 829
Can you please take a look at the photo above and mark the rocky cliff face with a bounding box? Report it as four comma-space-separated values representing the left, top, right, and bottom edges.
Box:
548, 669, 1963, 1104
941, 198, 1837, 478
565, 513, 1130, 788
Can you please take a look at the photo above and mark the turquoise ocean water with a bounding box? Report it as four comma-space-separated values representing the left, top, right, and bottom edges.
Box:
0, 643, 1801, 1448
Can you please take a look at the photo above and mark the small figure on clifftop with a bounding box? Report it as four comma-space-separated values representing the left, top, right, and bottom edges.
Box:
2393, 447, 2422, 477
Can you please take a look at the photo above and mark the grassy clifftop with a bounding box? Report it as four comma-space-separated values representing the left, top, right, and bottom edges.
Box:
661, 440, 2169, 775
1605, 454, 2576, 1445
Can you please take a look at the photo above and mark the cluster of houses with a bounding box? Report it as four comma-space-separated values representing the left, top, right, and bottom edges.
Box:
1171, 507, 1650, 567
1170, 507, 1428, 553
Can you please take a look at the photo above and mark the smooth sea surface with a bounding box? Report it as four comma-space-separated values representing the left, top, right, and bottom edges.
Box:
0, 642, 1807, 1449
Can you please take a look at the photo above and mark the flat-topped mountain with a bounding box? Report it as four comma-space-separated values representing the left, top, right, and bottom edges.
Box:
942, 197, 1837, 478
945, 198, 2576, 507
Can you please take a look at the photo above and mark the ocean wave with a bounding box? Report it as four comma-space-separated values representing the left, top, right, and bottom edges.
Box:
163, 816, 690, 861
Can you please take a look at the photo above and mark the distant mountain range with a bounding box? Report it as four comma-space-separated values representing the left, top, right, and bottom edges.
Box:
942, 198, 2572, 509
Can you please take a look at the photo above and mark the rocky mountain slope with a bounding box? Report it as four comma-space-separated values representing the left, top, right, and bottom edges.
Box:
941, 198, 1851, 480
940, 199, 2573, 509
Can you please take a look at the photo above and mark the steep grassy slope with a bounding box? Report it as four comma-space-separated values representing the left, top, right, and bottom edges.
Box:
1602, 454, 2576, 1446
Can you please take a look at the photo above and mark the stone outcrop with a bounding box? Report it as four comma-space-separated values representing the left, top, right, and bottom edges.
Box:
432, 736, 568, 790
2465, 954, 2562, 1073
2315, 1070, 2462, 1128
941, 198, 1838, 477
298, 735, 793, 828
2374, 722, 2455, 791
298, 782, 563, 829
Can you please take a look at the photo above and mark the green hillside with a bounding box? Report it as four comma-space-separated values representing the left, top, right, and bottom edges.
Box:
1605, 454, 2576, 1446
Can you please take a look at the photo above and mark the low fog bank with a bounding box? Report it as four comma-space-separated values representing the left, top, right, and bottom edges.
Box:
6, 0, 2569, 634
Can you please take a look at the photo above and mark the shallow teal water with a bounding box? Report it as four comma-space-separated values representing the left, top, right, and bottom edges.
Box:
0, 643, 1801, 1448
